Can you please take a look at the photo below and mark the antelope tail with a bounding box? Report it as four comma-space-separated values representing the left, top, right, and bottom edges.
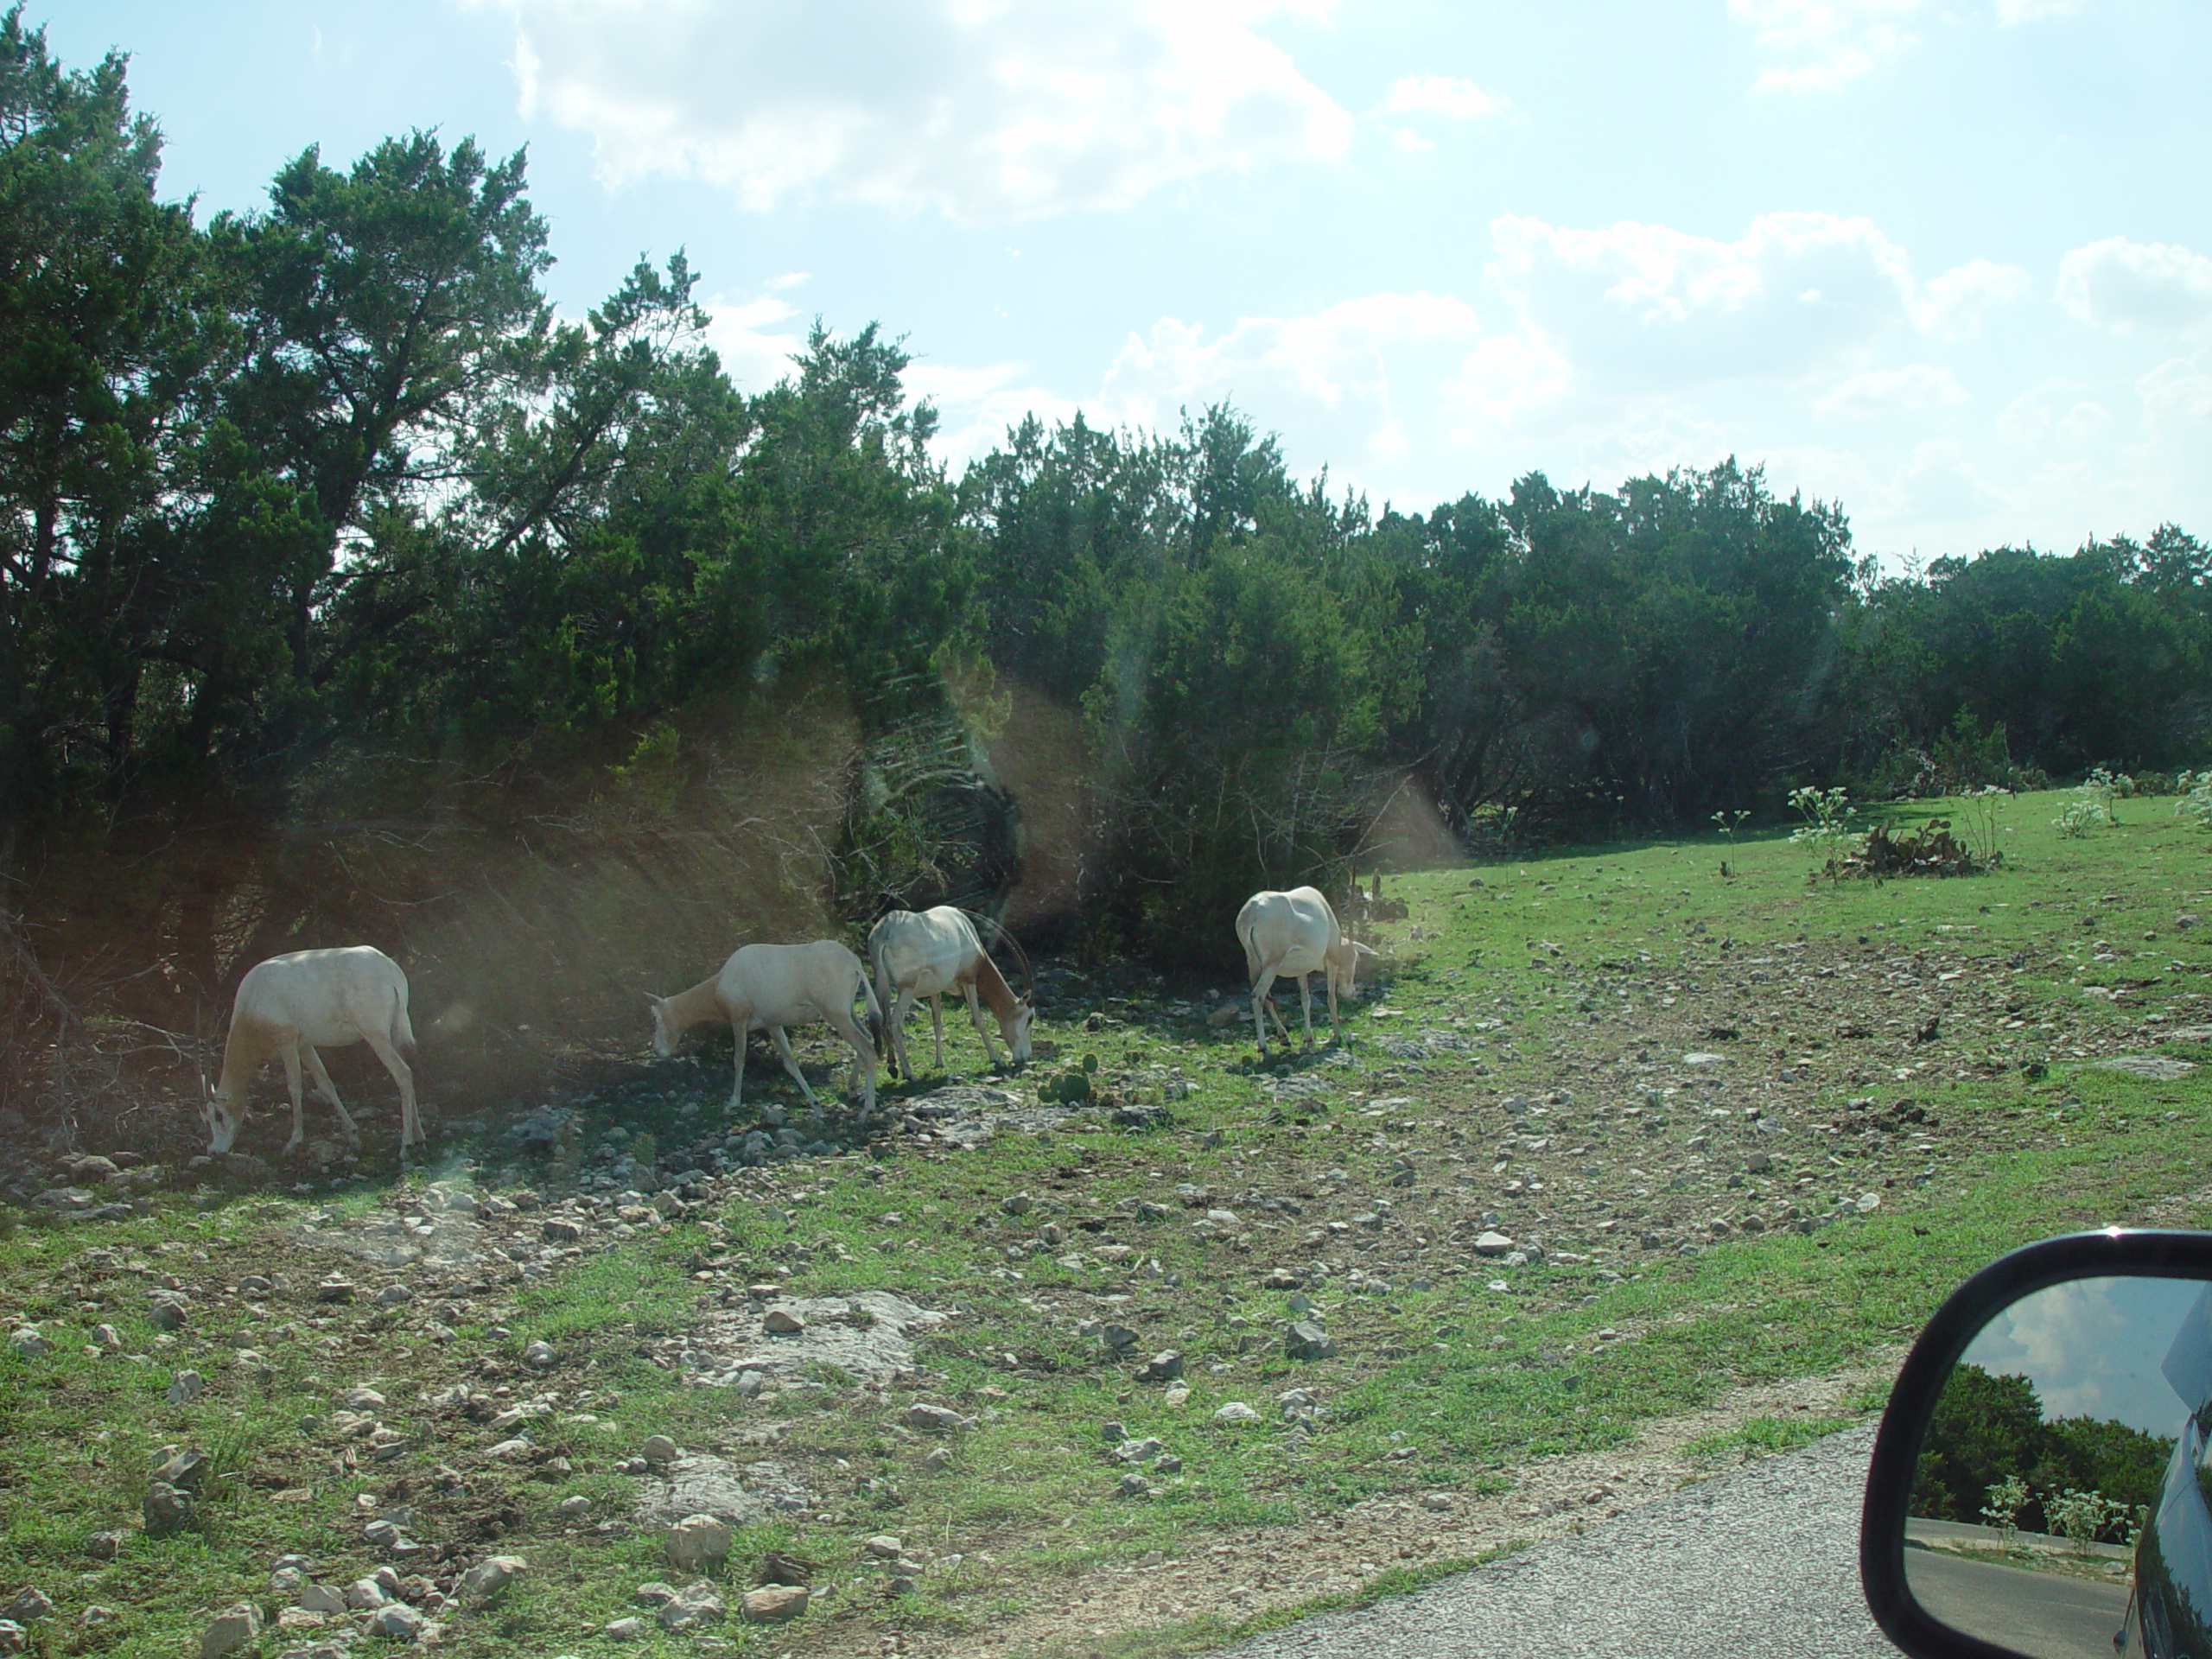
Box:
860, 964, 887, 1052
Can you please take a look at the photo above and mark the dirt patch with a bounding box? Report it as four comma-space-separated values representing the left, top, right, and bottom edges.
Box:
897, 1084, 1092, 1150
679, 1291, 946, 1389
635, 1453, 813, 1527
302, 1181, 491, 1274
913, 1352, 1904, 1659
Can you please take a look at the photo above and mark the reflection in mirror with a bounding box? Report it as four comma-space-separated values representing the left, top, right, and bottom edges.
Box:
1905, 1275, 2212, 1659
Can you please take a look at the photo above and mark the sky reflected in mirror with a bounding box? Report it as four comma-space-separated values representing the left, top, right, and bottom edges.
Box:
1961, 1276, 2209, 1437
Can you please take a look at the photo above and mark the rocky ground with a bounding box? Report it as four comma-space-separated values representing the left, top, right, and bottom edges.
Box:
2, 832, 2209, 1656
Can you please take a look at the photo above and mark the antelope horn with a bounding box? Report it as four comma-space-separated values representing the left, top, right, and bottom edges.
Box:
964, 907, 1034, 1003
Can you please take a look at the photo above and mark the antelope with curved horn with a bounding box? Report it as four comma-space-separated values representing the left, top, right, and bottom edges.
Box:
204, 946, 422, 1156
645, 940, 882, 1116
866, 906, 1033, 1079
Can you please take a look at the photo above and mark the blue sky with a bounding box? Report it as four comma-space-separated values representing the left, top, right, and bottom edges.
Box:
46, 1, 2212, 567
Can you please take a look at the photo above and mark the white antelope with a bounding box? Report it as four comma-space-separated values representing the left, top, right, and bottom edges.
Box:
866, 906, 1033, 1079
646, 940, 882, 1116
1236, 887, 1376, 1058
204, 945, 422, 1156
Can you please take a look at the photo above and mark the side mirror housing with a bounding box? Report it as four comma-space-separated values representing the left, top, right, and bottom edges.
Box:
1864, 1230, 2212, 1659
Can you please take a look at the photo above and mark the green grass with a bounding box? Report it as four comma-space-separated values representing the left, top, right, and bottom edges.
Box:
2, 787, 2209, 1655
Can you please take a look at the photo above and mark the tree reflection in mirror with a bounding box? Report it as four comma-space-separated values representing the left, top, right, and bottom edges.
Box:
1905, 1276, 2212, 1659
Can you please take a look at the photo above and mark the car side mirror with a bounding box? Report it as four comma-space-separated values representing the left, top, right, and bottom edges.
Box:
1862, 1230, 2212, 1659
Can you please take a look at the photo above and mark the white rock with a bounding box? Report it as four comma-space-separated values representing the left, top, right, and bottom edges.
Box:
10, 1328, 49, 1359
345, 1579, 388, 1610
457, 1554, 527, 1605
296, 1585, 347, 1615
166, 1370, 205, 1404
367, 1603, 427, 1642
1213, 1402, 1261, 1422
742, 1585, 808, 1624
1472, 1230, 1515, 1256
665, 1515, 732, 1576
656, 1582, 726, 1631
200, 1604, 262, 1659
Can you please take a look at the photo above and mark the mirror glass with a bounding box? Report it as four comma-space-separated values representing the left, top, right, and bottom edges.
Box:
1906, 1274, 2212, 1659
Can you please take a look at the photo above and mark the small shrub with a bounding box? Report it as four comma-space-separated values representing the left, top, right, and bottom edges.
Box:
1833, 819, 1986, 878
1980, 1473, 2029, 1545
2044, 1485, 2128, 1551
1710, 809, 1749, 875
1788, 786, 1856, 877
1930, 710, 2018, 793
2175, 770, 2212, 831
2053, 768, 2126, 837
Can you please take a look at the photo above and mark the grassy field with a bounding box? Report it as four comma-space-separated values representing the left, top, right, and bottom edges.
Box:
1, 785, 2208, 1657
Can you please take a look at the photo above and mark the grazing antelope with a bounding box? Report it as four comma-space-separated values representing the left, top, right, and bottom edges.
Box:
646, 940, 882, 1116
204, 945, 422, 1156
1236, 887, 1376, 1058
866, 906, 1033, 1079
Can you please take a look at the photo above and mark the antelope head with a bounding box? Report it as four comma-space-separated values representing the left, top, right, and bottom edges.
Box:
644, 994, 676, 1058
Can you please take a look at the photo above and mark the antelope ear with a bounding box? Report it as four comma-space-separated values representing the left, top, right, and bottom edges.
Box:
643, 993, 664, 1008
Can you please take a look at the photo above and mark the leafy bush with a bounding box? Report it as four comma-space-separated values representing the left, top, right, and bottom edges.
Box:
1834, 818, 1987, 878
1788, 785, 1856, 859
1980, 1473, 2029, 1544
2044, 1486, 2130, 1551
2175, 770, 2212, 831
2053, 768, 2126, 837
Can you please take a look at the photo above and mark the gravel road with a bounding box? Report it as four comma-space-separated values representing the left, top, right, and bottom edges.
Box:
1213, 1424, 1904, 1659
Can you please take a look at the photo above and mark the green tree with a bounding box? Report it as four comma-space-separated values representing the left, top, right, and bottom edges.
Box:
209, 129, 551, 696
0, 6, 209, 820
1911, 1363, 2049, 1525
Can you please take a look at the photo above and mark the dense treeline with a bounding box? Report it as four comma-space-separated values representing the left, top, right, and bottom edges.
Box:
3, 10, 2209, 999
1912, 1363, 2174, 1539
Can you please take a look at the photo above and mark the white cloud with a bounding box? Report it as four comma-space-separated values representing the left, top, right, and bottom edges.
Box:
1993, 0, 2082, 22
1726, 0, 1926, 94
1440, 330, 1576, 434
1814, 363, 1967, 417
1896, 435, 2005, 523
1996, 383, 2110, 449
1914, 258, 2032, 339
1096, 291, 1482, 432
1378, 74, 1510, 121
1485, 211, 1920, 387
2057, 238, 2212, 335
494, 0, 1353, 221
2058, 400, 2112, 442
700, 289, 808, 392
2139, 350, 2212, 433
909, 290, 1484, 486
914, 365, 1087, 474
